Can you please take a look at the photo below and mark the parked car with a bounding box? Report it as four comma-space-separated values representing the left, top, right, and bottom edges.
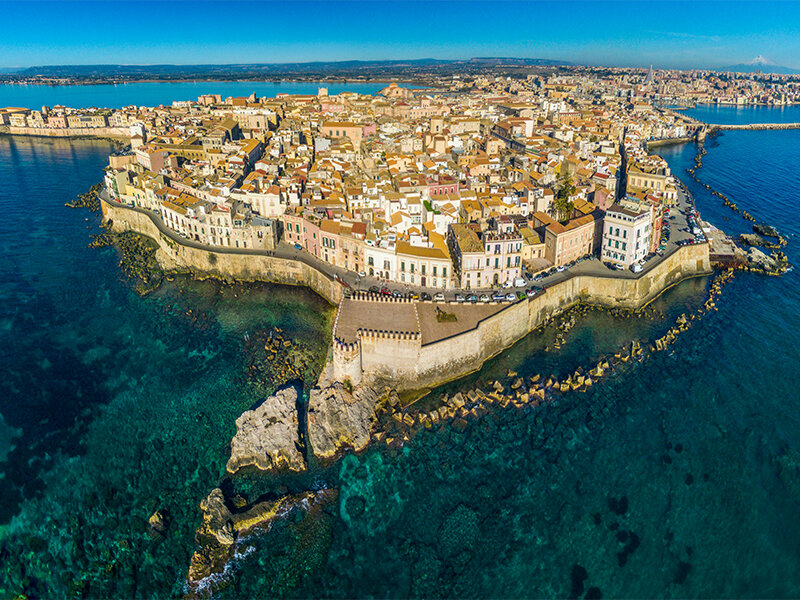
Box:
556, 265, 566, 273
455, 294, 465, 302
466, 294, 478, 303
420, 292, 432, 301
505, 293, 516, 302
294, 243, 303, 251
433, 292, 445, 302
516, 291, 527, 300
391, 289, 403, 297
502, 280, 514, 288
380, 286, 391, 296
534, 274, 544, 282
369, 285, 379, 293
631, 263, 643, 273
492, 292, 506, 302
357, 271, 366, 278
480, 294, 491, 303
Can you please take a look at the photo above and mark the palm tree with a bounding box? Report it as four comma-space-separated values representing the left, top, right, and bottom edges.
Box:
553, 173, 576, 222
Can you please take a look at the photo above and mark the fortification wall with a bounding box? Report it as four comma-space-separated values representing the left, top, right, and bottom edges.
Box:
9, 126, 131, 139
100, 196, 711, 391
357, 243, 711, 389
101, 198, 343, 305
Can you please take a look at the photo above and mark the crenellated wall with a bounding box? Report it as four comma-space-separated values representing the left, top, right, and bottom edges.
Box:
349, 242, 711, 389
102, 195, 712, 391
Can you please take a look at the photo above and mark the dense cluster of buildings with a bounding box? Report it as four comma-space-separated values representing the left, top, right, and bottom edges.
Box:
5, 69, 726, 290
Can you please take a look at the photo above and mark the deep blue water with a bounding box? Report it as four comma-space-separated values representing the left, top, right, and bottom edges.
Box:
1, 104, 800, 598
680, 103, 800, 124
0, 134, 333, 597
0, 81, 415, 109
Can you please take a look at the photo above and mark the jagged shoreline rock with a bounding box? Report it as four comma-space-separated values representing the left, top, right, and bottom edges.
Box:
65, 182, 103, 211
186, 487, 338, 597
88, 229, 164, 295
307, 383, 380, 460
226, 386, 305, 475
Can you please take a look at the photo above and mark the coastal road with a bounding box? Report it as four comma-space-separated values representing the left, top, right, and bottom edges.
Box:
101, 187, 707, 305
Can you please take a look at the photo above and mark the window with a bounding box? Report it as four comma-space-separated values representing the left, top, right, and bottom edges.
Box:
422, 265, 426, 275
368, 257, 374, 266
410, 264, 415, 273
623, 230, 627, 238
433, 266, 437, 276
401, 261, 405, 272
443, 267, 447, 277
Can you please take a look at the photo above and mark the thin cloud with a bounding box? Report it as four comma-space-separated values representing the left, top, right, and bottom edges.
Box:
649, 31, 722, 42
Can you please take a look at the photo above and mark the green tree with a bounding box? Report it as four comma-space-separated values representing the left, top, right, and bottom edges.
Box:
553, 172, 576, 222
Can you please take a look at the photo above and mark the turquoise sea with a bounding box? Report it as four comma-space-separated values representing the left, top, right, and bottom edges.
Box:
0, 81, 411, 109
1, 99, 799, 598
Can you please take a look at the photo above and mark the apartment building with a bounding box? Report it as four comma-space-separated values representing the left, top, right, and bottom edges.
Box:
601, 203, 652, 266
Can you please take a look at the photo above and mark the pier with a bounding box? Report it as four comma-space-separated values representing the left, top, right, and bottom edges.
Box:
708, 122, 800, 131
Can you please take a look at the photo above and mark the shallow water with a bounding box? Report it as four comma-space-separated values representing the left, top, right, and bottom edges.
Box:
0, 134, 333, 597
1, 103, 799, 597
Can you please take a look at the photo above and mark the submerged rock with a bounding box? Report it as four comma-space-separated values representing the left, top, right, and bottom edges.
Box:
307, 383, 379, 460
226, 386, 305, 475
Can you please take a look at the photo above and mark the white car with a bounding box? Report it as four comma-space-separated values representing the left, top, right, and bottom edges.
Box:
513, 277, 527, 287
433, 292, 445, 302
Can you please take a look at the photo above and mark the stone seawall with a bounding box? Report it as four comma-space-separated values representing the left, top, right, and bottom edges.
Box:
100, 198, 343, 305
710, 122, 800, 131
8, 125, 131, 139
355, 243, 711, 389
646, 137, 695, 149
101, 196, 711, 391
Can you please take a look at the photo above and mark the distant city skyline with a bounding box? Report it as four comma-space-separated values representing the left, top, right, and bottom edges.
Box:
1, 0, 799, 71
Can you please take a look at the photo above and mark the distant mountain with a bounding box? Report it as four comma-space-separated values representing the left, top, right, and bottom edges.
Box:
468, 57, 570, 66
13, 58, 568, 79
720, 55, 800, 75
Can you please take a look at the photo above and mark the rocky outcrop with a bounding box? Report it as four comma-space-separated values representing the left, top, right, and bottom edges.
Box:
186, 489, 237, 586
226, 386, 305, 475
186, 487, 338, 596
65, 182, 103, 211
307, 383, 379, 460
88, 229, 164, 295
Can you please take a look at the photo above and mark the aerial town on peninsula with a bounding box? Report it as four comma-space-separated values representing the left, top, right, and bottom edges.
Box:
2, 25, 799, 594
2, 67, 792, 392
3, 68, 780, 281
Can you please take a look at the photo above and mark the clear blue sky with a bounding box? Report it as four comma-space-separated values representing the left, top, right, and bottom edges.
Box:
1, 0, 798, 70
